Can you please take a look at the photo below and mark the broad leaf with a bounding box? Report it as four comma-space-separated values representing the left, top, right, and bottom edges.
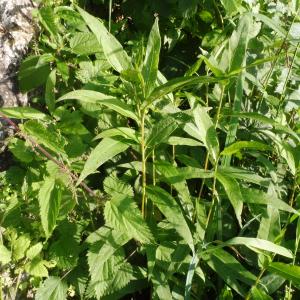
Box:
36, 276, 68, 300
0, 244, 12, 265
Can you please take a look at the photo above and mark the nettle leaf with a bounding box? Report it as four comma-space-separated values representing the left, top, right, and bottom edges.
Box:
22, 120, 66, 155
69, 32, 103, 55
220, 0, 242, 16
104, 177, 153, 244
77, 138, 129, 184
57, 90, 138, 122
143, 18, 161, 97
146, 116, 178, 149
26, 242, 43, 260
38, 177, 62, 238
77, 6, 132, 73
36, 276, 68, 300
146, 186, 194, 252
12, 235, 31, 261
25, 257, 49, 278
8, 138, 34, 163
18, 55, 51, 92
0, 244, 12, 265
216, 171, 243, 227
267, 262, 300, 286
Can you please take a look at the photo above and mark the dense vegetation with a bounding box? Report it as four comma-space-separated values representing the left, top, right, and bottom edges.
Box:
1, 0, 300, 299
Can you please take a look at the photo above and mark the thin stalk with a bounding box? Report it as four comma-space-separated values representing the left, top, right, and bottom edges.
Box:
245, 267, 266, 300
108, 0, 112, 33
277, 41, 300, 114
141, 112, 147, 218
0, 112, 102, 201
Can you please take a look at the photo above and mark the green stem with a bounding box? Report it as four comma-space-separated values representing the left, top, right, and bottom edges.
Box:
245, 267, 266, 300
141, 112, 147, 218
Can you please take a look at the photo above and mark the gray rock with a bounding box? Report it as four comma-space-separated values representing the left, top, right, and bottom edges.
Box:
0, 0, 36, 107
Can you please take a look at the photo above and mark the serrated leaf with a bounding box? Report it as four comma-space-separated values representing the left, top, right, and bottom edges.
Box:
143, 18, 161, 97
78, 138, 129, 184
22, 120, 66, 154
8, 138, 34, 163
57, 90, 138, 122
70, 32, 103, 55
146, 186, 194, 251
146, 116, 178, 149
36, 276, 68, 300
104, 177, 153, 244
12, 234, 31, 261
0, 244, 12, 265
38, 177, 62, 238
26, 242, 43, 260
25, 257, 49, 277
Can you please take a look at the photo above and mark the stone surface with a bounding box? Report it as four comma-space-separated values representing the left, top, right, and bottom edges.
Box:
0, 0, 36, 107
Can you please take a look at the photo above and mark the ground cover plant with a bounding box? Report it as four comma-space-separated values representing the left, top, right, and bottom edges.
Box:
0, 0, 300, 299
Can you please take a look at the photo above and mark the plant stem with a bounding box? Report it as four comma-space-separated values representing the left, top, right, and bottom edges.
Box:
141, 112, 147, 218
0, 112, 102, 201
245, 267, 266, 300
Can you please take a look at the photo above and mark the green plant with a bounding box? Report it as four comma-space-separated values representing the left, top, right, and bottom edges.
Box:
1, 1, 300, 299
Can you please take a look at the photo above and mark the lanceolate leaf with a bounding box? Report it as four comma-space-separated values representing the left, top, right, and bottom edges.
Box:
45, 68, 56, 113
36, 276, 68, 300
225, 237, 293, 258
38, 177, 62, 238
0, 107, 49, 120
146, 186, 194, 252
143, 18, 161, 97
78, 138, 129, 184
77, 6, 132, 73
267, 262, 300, 286
57, 90, 138, 122
221, 141, 272, 156
216, 172, 243, 227
144, 76, 225, 107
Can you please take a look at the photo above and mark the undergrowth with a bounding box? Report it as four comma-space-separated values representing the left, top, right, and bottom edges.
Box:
0, 0, 300, 299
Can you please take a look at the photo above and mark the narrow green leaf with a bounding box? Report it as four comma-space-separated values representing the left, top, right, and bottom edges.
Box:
146, 186, 194, 252
0, 107, 48, 120
241, 188, 298, 214
77, 6, 132, 73
45, 69, 56, 113
185, 253, 199, 300
166, 136, 203, 147
145, 76, 225, 107
216, 172, 243, 227
225, 237, 293, 258
78, 138, 129, 184
254, 13, 287, 38
250, 287, 272, 300
57, 90, 138, 122
36, 276, 68, 300
267, 263, 300, 286
221, 141, 272, 156
38, 177, 62, 238
94, 127, 140, 143
143, 18, 161, 96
